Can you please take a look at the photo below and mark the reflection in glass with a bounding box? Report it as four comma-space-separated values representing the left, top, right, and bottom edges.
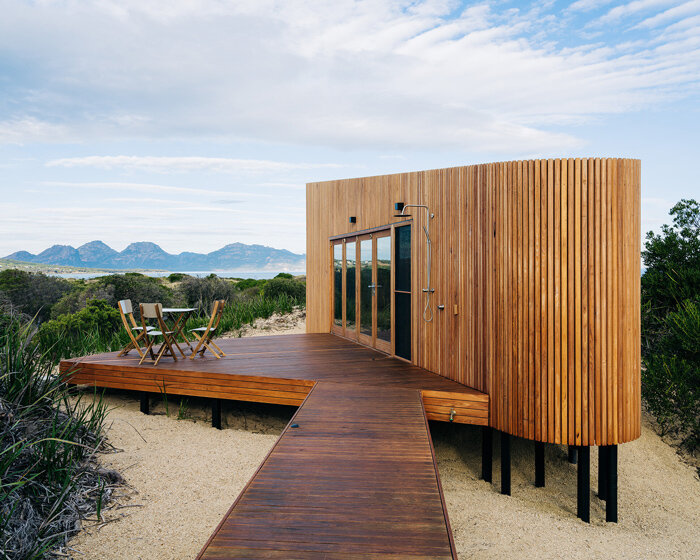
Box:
376, 236, 391, 342
345, 242, 356, 331
360, 239, 372, 336
395, 226, 411, 292
333, 244, 342, 328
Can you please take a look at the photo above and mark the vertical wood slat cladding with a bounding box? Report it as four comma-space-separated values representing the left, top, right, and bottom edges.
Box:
307, 158, 640, 445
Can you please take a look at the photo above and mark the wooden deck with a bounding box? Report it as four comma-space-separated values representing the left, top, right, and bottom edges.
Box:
60, 334, 488, 558
60, 334, 488, 425
197, 383, 456, 559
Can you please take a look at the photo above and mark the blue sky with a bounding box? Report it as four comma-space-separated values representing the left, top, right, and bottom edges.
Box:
1, 0, 698, 257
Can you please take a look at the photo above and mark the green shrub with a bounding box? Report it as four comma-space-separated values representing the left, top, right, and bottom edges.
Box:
50, 283, 116, 318
641, 199, 700, 452
167, 273, 188, 283
1, 310, 114, 558
274, 272, 294, 279
0, 269, 72, 322
94, 273, 176, 309
38, 299, 123, 362
178, 275, 236, 311
262, 277, 305, 303
233, 277, 267, 292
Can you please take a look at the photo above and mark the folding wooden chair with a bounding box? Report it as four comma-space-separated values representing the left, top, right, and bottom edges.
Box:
138, 303, 178, 366
189, 300, 228, 359
117, 299, 153, 358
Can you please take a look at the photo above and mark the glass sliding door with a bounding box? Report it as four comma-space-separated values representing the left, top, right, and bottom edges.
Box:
330, 227, 400, 356
358, 236, 373, 345
332, 243, 343, 333
376, 234, 391, 350
394, 225, 411, 360
345, 240, 356, 336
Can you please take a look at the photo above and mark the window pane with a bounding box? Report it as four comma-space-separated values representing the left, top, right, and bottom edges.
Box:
345, 241, 356, 331
359, 239, 372, 336
376, 236, 391, 342
333, 244, 342, 328
395, 226, 411, 292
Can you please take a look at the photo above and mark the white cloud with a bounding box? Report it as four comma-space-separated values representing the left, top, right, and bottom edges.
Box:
0, 117, 71, 145
1, 0, 697, 153
597, 0, 678, 24
42, 181, 273, 198
45, 156, 344, 174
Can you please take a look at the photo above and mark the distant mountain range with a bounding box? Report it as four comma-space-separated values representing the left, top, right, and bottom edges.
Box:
3, 241, 306, 272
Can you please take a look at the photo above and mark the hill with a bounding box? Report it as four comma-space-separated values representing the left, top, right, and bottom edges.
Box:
3, 241, 305, 272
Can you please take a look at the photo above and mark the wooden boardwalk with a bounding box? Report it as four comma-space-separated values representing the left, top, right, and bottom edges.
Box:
60, 334, 486, 558
197, 383, 456, 560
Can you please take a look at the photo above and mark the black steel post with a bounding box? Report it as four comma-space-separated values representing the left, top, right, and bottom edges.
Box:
577, 446, 590, 523
482, 426, 493, 483
212, 398, 222, 430
568, 446, 578, 464
598, 446, 609, 501
501, 431, 511, 496
140, 392, 149, 415
606, 445, 618, 523
535, 441, 545, 487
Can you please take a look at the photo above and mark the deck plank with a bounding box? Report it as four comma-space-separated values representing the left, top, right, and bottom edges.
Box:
197, 383, 456, 559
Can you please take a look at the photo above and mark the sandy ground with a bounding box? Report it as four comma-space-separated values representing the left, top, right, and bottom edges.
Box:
69, 312, 700, 560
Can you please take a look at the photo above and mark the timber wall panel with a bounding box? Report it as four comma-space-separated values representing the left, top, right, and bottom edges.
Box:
306, 158, 640, 445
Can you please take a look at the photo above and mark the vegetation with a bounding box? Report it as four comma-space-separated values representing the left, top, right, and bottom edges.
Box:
0, 270, 306, 366
0, 308, 118, 559
0, 270, 72, 323
263, 277, 306, 303
641, 199, 700, 452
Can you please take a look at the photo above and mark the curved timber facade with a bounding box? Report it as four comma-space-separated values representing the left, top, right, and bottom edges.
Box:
306, 158, 641, 447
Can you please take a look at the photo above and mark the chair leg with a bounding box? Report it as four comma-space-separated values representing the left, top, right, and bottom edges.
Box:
209, 339, 227, 357
139, 340, 155, 365
201, 339, 222, 358
189, 332, 205, 359
154, 340, 169, 366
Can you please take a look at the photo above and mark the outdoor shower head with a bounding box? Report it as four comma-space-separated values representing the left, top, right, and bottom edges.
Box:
393, 202, 410, 218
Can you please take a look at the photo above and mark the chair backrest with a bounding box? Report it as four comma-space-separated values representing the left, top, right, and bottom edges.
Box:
118, 299, 140, 344
118, 299, 133, 314
140, 303, 162, 319
118, 299, 140, 330
213, 299, 225, 329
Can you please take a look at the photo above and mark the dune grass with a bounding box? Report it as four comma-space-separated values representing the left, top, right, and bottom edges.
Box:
1, 314, 118, 559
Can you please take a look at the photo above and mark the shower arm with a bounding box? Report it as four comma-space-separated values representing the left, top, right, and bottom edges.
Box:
398, 204, 435, 322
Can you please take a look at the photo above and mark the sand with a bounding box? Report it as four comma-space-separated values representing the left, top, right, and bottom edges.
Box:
68, 312, 700, 559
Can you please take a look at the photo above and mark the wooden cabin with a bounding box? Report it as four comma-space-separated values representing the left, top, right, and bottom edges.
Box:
306, 158, 641, 518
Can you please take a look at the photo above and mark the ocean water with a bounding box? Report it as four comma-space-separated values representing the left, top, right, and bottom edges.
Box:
54, 270, 305, 280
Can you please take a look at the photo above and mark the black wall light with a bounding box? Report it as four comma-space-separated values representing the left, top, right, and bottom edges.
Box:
349, 216, 356, 224
394, 202, 407, 217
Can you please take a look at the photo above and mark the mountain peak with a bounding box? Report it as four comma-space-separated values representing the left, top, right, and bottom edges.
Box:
3, 241, 305, 271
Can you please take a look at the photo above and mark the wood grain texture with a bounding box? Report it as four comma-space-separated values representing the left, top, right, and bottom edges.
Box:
306, 158, 641, 445
196, 383, 456, 559
60, 334, 488, 426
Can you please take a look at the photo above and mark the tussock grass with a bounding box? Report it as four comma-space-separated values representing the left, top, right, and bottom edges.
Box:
1, 312, 119, 559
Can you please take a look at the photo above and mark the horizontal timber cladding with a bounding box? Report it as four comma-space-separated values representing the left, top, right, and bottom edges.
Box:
306, 158, 641, 446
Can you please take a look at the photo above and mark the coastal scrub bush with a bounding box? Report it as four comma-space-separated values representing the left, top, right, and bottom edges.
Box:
0, 269, 72, 322
263, 277, 305, 303
167, 272, 188, 283
178, 274, 236, 311
38, 299, 124, 362
1, 308, 118, 559
641, 199, 699, 452
233, 277, 267, 292
50, 282, 116, 318
94, 273, 177, 309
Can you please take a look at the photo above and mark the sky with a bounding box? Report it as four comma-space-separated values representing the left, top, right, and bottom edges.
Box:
0, 0, 698, 258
